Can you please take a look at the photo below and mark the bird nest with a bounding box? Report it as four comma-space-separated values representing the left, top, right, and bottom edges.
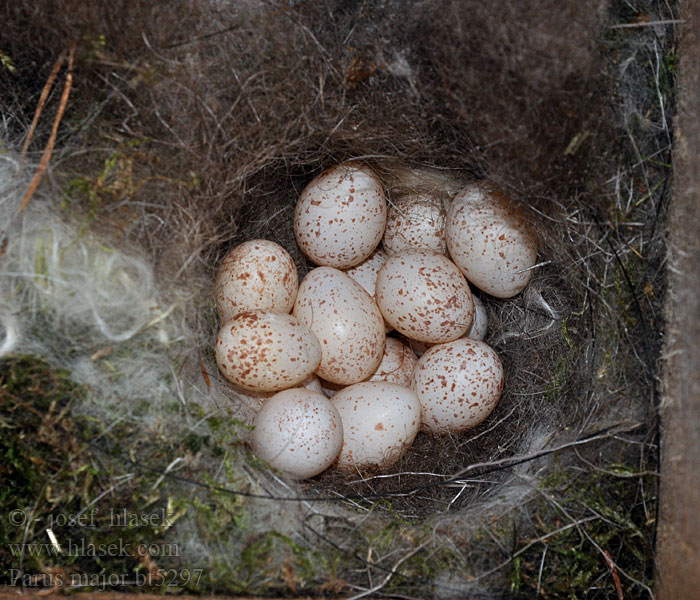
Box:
0, 0, 674, 597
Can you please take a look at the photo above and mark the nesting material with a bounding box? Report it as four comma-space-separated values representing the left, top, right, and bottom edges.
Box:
0, 0, 672, 596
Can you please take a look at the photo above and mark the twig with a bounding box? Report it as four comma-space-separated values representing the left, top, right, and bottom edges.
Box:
346, 543, 425, 600
18, 41, 77, 213
21, 50, 66, 158
604, 549, 624, 600
609, 19, 684, 29
536, 546, 547, 597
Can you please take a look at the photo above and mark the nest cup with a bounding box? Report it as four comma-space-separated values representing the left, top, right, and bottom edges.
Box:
0, 0, 671, 596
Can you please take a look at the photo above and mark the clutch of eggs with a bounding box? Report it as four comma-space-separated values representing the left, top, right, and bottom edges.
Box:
213, 161, 538, 478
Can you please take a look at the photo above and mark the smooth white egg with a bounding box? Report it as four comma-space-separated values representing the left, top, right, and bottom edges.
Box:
294, 163, 387, 268
214, 239, 298, 323
252, 388, 343, 479
466, 293, 488, 341
383, 194, 448, 255
293, 267, 385, 385
216, 310, 321, 392
376, 250, 474, 343
411, 338, 504, 433
446, 183, 538, 298
331, 381, 421, 471
367, 337, 417, 387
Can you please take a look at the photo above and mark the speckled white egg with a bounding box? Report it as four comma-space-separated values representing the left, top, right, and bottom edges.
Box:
376, 250, 474, 344
345, 248, 388, 297
252, 388, 343, 479
466, 294, 488, 341
216, 310, 321, 392
446, 183, 538, 298
383, 194, 448, 255
345, 249, 392, 332
331, 382, 421, 471
214, 239, 298, 323
367, 338, 418, 387
293, 267, 385, 385
411, 338, 504, 433
294, 163, 387, 268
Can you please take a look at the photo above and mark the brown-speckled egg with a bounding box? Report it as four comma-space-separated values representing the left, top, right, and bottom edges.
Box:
376, 250, 474, 343
367, 337, 418, 387
411, 338, 504, 433
331, 381, 421, 471
214, 239, 298, 323
345, 249, 392, 332
345, 248, 388, 298
383, 194, 448, 255
252, 388, 343, 479
294, 163, 387, 268
215, 310, 321, 392
446, 183, 538, 298
293, 267, 385, 385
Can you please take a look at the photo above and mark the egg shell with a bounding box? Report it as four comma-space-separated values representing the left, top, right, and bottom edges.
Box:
294, 163, 387, 268
300, 374, 325, 395
345, 248, 388, 298
411, 338, 504, 433
331, 381, 421, 471
215, 310, 321, 392
383, 194, 448, 255
376, 250, 474, 344
252, 388, 343, 479
345, 249, 392, 332
446, 183, 538, 298
214, 239, 298, 323
466, 293, 488, 341
293, 267, 385, 385
367, 337, 418, 387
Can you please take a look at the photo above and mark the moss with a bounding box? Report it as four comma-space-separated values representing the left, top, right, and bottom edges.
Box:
0, 355, 197, 592
0, 355, 91, 550
511, 461, 655, 599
